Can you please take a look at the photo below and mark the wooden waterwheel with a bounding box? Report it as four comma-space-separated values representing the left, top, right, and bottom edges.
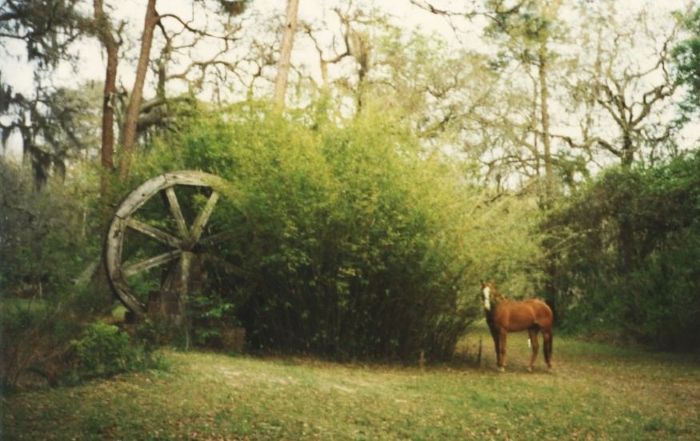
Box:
105, 171, 234, 321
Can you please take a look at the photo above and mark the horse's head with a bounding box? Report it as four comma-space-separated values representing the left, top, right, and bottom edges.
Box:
480, 280, 493, 311
480, 282, 507, 312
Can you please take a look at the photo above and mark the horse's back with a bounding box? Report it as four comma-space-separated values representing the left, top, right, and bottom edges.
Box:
496, 298, 553, 331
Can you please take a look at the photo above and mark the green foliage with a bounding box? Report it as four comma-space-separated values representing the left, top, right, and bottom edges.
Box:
72, 322, 155, 380
0, 0, 86, 68
547, 152, 700, 349
0, 298, 79, 389
1, 303, 163, 389
673, 6, 700, 116
189, 293, 238, 347
0, 161, 128, 389
124, 102, 542, 361
461, 193, 546, 298
0, 161, 100, 306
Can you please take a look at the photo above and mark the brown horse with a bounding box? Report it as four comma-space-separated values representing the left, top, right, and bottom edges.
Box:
480, 281, 553, 372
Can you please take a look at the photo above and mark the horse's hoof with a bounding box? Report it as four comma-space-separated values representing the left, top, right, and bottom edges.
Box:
498, 367, 505, 373
527, 367, 533, 373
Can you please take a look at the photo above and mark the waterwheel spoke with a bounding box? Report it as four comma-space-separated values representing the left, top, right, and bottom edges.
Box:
122, 250, 182, 277
165, 187, 190, 239
190, 191, 220, 242
126, 218, 181, 248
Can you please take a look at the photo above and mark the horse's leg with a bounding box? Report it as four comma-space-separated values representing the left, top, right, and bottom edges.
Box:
497, 329, 507, 372
492, 331, 500, 365
527, 328, 540, 373
542, 328, 553, 369
488, 323, 500, 367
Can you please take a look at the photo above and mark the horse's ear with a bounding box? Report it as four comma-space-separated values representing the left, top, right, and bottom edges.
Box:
480, 280, 485, 287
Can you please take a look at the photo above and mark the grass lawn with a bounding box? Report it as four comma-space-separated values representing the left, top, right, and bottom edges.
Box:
3, 324, 699, 440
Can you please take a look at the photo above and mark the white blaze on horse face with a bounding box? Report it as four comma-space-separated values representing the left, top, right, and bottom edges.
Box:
482, 286, 491, 311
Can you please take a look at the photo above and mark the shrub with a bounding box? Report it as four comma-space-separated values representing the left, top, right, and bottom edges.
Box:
0, 300, 79, 389
72, 322, 157, 380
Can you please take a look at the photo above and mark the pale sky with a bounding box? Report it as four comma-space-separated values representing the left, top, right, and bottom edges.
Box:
1, 0, 697, 159
2, 0, 691, 94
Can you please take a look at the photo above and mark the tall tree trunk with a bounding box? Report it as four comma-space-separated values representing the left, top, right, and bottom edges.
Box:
93, 0, 119, 198
91, 1, 125, 314
621, 132, 635, 168
538, 37, 558, 319
119, 0, 159, 180
618, 132, 635, 274
273, 0, 300, 110
538, 41, 553, 209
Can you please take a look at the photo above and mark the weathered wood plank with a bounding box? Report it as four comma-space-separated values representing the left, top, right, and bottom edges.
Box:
105, 217, 126, 279
163, 171, 229, 189
115, 174, 168, 218
190, 191, 220, 241
122, 250, 181, 277
165, 187, 190, 239
114, 171, 229, 219
126, 218, 181, 248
